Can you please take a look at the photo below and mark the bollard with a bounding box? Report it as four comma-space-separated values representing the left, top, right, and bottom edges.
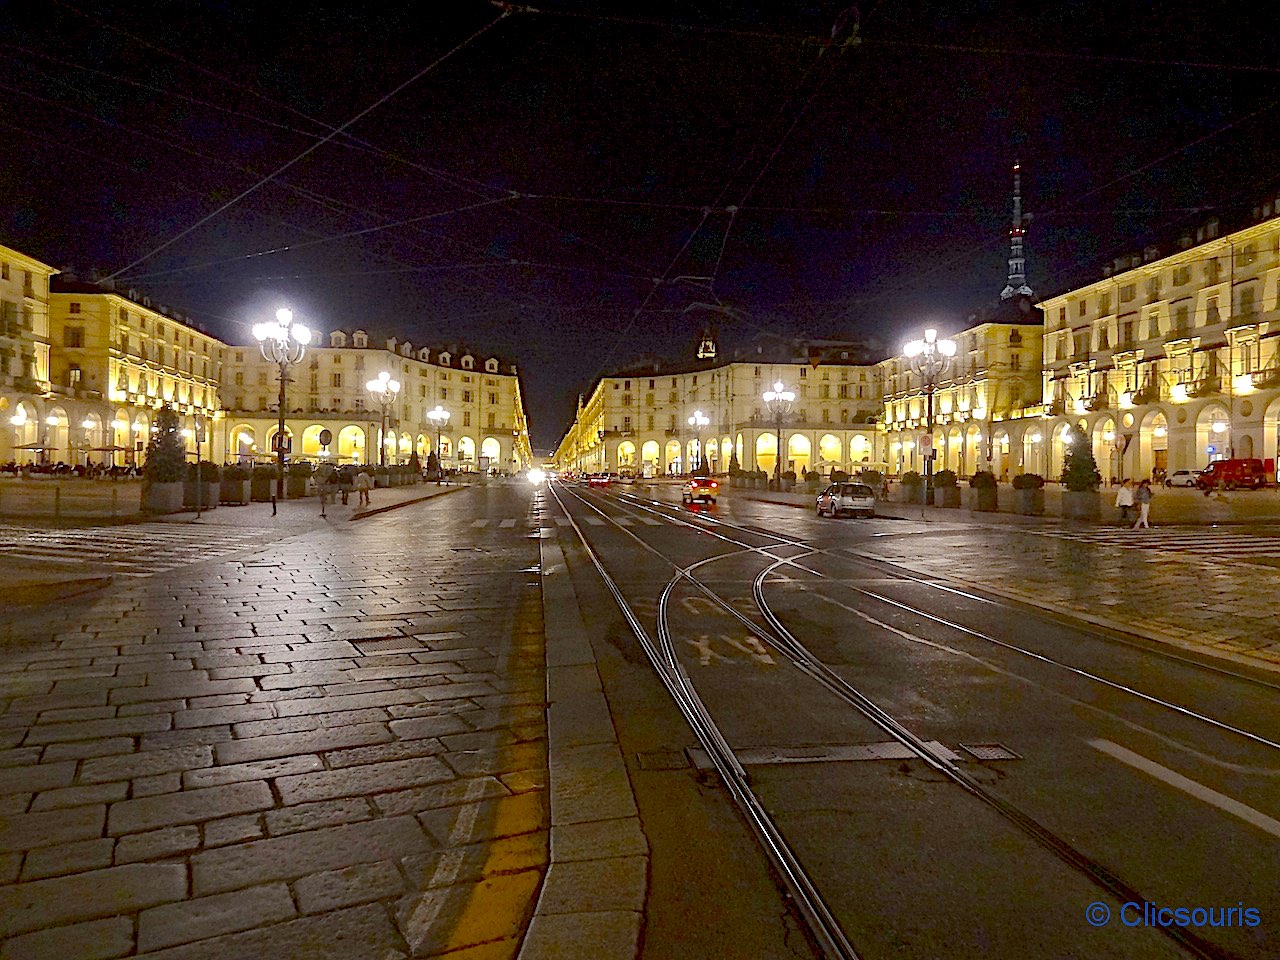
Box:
54, 483, 61, 519
271, 495, 277, 517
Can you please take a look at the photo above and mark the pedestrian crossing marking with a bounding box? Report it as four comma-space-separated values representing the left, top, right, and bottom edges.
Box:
615, 517, 634, 526
585, 516, 605, 526
470, 519, 490, 527
499, 519, 516, 528
554, 517, 572, 527
0, 523, 277, 577
1027, 527, 1280, 562
640, 517, 662, 525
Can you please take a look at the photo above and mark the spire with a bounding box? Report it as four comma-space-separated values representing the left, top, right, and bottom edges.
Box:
1000, 160, 1033, 301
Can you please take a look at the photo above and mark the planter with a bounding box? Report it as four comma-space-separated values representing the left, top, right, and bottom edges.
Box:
1063, 489, 1101, 520
286, 476, 310, 499
375, 475, 390, 488
934, 486, 961, 508
969, 487, 998, 512
220, 480, 251, 505
1014, 488, 1045, 516
900, 484, 925, 504
251, 476, 275, 501
183, 480, 219, 509
779, 479, 793, 493
142, 481, 184, 515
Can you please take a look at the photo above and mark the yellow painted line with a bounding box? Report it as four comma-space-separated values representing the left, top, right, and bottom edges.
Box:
1091, 738, 1280, 839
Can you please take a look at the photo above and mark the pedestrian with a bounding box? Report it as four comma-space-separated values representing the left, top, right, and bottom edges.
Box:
338, 466, 353, 505
1132, 479, 1153, 529
1114, 479, 1134, 524
319, 467, 338, 517
354, 468, 373, 507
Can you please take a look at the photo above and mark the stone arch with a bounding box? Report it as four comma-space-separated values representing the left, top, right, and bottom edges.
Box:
438, 435, 453, 460
616, 440, 636, 470
946, 425, 963, 473
481, 436, 502, 465
45, 406, 69, 463
849, 433, 872, 466
720, 435, 732, 468
818, 433, 842, 469
641, 440, 660, 470
266, 424, 294, 458
399, 432, 413, 460
665, 439, 681, 474
787, 433, 811, 474
735, 433, 744, 466
1195, 401, 1231, 466
964, 424, 983, 475
301, 424, 327, 457
755, 433, 777, 476
1092, 416, 1118, 482
457, 436, 476, 464
230, 424, 258, 462
686, 438, 701, 471
417, 434, 429, 457
338, 425, 365, 463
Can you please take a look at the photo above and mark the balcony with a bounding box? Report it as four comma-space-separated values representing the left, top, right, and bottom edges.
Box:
1085, 394, 1109, 412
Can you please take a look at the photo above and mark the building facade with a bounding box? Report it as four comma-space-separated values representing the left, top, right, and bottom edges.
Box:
0, 245, 532, 471
553, 339, 884, 477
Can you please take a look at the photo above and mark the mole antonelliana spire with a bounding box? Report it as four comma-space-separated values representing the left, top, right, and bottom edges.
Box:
1000, 160, 1034, 301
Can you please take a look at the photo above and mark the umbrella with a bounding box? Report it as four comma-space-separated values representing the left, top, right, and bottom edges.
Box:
14, 442, 50, 450
90, 445, 133, 452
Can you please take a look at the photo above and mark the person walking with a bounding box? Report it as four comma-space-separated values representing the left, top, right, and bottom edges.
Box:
338, 465, 353, 505
354, 468, 373, 507
1114, 479, 1134, 524
1132, 479, 1153, 529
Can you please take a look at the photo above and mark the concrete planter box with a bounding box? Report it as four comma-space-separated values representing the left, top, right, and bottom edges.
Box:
143, 482, 184, 514
220, 480, 251, 505
183, 480, 219, 509
286, 476, 311, 499
968, 487, 998, 512
900, 484, 926, 504
779, 479, 794, 493
1063, 489, 1101, 520
375, 474, 390, 488
934, 486, 961, 508
251, 476, 275, 501
1014, 488, 1045, 515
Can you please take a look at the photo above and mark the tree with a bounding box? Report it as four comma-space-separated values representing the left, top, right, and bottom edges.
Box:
143, 405, 185, 482
408, 450, 422, 474
728, 446, 741, 475
426, 450, 441, 476
1061, 438, 1102, 491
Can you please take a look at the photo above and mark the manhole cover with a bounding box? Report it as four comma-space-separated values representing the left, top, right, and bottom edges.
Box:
960, 743, 1021, 761
356, 637, 426, 655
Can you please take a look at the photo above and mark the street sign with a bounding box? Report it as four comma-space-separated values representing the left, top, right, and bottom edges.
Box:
319, 428, 332, 446
919, 434, 932, 452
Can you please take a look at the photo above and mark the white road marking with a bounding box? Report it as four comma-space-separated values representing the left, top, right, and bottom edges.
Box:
470, 519, 489, 527
584, 516, 605, 526
1091, 738, 1280, 839
554, 517, 571, 526
499, 519, 516, 528
640, 517, 662, 525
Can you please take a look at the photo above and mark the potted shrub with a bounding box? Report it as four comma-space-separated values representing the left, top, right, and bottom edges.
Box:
780, 469, 796, 493
141, 405, 185, 514
1012, 473, 1045, 515
371, 466, 389, 487
251, 464, 277, 501
968, 470, 998, 512
803, 468, 822, 494
184, 461, 220, 509
900, 471, 925, 503
286, 461, 312, 499
1061, 442, 1102, 519
221, 464, 251, 504
830, 470, 849, 484
408, 452, 422, 483
933, 469, 961, 508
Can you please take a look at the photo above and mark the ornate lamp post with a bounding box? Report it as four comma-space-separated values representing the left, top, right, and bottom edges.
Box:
687, 409, 709, 473
366, 371, 401, 468
903, 328, 957, 499
762, 381, 794, 488
427, 404, 450, 482
253, 307, 310, 499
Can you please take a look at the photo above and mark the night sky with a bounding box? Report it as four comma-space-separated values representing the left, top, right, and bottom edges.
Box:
4, 1, 1280, 450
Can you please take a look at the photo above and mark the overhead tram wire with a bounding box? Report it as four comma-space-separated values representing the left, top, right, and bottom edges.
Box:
101, 9, 512, 282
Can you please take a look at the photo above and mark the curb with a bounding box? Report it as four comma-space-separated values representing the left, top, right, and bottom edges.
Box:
348, 485, 466, 520
519, 537, 647, 960
8, 575, 115, 606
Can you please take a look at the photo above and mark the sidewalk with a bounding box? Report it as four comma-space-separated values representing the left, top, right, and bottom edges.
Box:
0, 485, 556, 958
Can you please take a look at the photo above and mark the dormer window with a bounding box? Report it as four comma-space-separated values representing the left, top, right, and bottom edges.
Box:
439, 352, 451, 366
400, 342, 412, 356
329, 331, 347, 348
353, 330, 368, 348
485, 358, 498, 373
461, 355, 474, 370
418, 347, 431, 361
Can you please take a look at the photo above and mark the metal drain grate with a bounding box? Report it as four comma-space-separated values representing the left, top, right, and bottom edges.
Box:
960, 743, 1022, 762
356, 637, 427, 656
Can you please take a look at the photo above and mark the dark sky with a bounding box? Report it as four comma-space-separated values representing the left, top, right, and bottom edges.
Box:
4, 1, 1280, 450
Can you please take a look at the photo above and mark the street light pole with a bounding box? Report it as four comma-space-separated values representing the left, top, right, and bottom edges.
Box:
427, 405, 450, 484
762, 381, 794, 489
253, 308, 311, 501
366, 371, 401, 468
903, 328, 957, 501
687, 409, 709, 473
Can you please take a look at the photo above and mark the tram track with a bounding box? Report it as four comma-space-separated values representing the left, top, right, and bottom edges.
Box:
555, 482, 1262, 960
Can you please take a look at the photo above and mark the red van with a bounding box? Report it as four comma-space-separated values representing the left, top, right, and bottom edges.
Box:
1195, 459, 1266, 490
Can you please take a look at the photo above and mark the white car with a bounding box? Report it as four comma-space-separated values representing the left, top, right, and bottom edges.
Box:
1164, 469, 1200, 488
816, 482, 876, 518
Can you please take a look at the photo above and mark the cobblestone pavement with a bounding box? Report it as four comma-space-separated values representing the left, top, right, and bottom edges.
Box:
853, 524, 1280, 668
0, 485, 548, 959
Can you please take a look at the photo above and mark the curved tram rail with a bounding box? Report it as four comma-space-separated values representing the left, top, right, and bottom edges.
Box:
553, 482, 1271, 960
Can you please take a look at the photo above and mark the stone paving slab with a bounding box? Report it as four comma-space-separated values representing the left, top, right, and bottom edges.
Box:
0, 486, 551, 957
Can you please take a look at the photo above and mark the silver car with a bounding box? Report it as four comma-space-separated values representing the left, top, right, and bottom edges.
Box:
816, 482, 876, 518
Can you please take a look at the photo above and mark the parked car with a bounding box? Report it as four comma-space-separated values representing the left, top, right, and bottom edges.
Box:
587, 474, 612, 488
1164, 469, 1200, 488
816, 482, 876, 518
1195, 458, 1266, 490
682, 476, 718, 504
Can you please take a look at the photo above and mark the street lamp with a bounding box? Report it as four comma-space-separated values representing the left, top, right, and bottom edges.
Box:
687, 409, 709, 473
762, 380, 795, 488
366, 370, 401, 468
427, 405, 450, 482
903, 328, 957, 499
253, 307, 311, 499
80, 418, 95, 468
